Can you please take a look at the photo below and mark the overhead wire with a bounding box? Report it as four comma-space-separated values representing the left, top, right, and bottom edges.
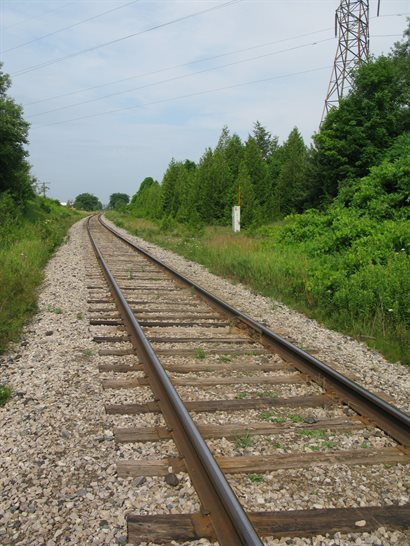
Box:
26, 37, 334, 119
31, 65, 330, 129
25, 25, 335, 107
11, 0, 242, 77
3, 0, 141, 54
21, 10, 409, 107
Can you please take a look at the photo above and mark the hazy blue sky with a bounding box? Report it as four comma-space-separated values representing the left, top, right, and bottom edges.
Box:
1, 0, 409, 204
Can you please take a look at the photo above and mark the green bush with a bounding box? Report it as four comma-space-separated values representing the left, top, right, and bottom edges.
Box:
0, 195, 82, 352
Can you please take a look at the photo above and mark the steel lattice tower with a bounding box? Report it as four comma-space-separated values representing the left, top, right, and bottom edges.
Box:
321, 0, 377, 123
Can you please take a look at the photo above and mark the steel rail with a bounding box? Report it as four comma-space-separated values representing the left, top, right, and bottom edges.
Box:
87, 217, 264, 546
99, 214, 410, 447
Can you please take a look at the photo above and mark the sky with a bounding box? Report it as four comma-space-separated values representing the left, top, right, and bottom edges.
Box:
1, 0, 409, 204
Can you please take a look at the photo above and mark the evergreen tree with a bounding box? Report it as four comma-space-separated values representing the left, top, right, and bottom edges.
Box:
129, 178, 162, 218
275, 128, 309, 216
224, 133, 245, 182
244, 137, 269, 217
161, 159, 183, 216
252, 120, 278, 161
237, 161, 259, 228
196, 147, 232, 223
176, 162, 197, 223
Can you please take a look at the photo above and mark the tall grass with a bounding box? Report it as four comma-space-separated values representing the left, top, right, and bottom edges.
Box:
106, 211, 409, 365
0, 195, 82, 352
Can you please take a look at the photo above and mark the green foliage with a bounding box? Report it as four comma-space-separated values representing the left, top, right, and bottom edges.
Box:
108, 192, 129, 210
0, 384, 12, 406
0, 65, 34, 203
129, 177, 162, 219
248, 473, 264, 483
234, 433, 253, 449
310, 26, 410, 203
0, 195, 81, 352
194, 348, 206, 359
274, 127, 309, 216
73, 192, 102, 211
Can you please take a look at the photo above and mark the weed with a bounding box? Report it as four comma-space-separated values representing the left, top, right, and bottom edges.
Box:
219, 354, 232, 363
0, 384, 12, 406
194, 348, 206, 359
248, 473, 264, 483
259, 410, 286, 423
82, 349, 95, 358
76, 312, 84, 320
361, 442, 370, 449
47, 304, 62, 314
322, 440, 337, 449
234, 433, 253, 449
270, 442, 285, 449
128, 268, 134, 280
288, 414, 304, 423
235, 391, 247, 400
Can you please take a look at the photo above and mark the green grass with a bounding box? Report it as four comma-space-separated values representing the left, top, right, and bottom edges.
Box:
194, 348, 206, 359
234, 433, 253, 449
288, 414, 304, 423
0, 195, 83, 353
0, 384, 12, 406
297, 429, 328, 438
106, 211, 410, 364
259, 410, 287, 423
248, 473, 264, 483
234, 391, 247, 399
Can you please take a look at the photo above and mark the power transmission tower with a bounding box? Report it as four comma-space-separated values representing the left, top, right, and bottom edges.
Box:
321, 0, 380, 123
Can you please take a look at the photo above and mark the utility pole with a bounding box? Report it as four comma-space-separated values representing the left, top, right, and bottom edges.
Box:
321, 0, 380, 123
39, 182, 49, 197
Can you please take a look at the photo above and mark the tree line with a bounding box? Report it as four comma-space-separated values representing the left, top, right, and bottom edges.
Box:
129, 23, 409, 228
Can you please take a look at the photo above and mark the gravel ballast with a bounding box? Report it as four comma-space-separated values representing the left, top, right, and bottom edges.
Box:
0, 217, 409, 546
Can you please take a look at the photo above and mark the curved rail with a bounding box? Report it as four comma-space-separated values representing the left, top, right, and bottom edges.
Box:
99, 214, 410, 447
87, 216, 264, 546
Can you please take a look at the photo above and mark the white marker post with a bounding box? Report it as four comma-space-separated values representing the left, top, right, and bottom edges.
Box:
232, 205, 240, 232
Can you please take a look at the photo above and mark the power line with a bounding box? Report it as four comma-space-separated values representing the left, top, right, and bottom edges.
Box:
3, 0, 141, 54
26, 37, 334, 119
11, 0, 242, 77
31, 65, 330, 129
22, 10, 409, 107
25, 26, 334, 107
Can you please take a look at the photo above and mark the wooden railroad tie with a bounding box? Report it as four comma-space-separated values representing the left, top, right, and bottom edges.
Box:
127, 504, 410, 543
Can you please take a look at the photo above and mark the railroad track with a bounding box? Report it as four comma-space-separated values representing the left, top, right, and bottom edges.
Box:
86, 214, 410, 545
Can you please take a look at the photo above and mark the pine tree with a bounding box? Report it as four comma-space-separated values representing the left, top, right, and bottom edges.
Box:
252, 120, 278, 161
237, 161, 259, 228
275, 127, 309, 216
244, 137, 269, 218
